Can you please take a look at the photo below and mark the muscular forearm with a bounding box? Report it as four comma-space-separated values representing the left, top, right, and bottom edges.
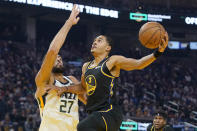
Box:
137, 53, 156, 69
62, 83, 86, 95
49, 20, 72, 54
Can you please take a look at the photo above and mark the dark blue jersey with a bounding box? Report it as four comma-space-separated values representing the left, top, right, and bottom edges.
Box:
84, 57, 118, 112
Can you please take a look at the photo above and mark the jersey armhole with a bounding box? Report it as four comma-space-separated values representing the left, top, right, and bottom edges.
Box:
36, 93, 47, 118
101, 59, 116, 78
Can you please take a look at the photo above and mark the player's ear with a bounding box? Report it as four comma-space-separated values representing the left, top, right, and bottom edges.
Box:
106, 45, 111, 52
164, 119, 167, 125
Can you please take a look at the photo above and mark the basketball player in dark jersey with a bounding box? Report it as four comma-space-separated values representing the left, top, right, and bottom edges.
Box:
48, 33, 169, 131
79, 34, 168, 131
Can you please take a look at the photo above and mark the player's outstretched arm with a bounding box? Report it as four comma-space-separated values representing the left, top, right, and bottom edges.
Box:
108, 32, 168, 71
59, 62, 89, 94
44, 62, 89, 96
63, 76, 86, 95
64, 76, 87, 104
51, 62, 89, 94
35, 5, 80, 87
45, 62, 89, 95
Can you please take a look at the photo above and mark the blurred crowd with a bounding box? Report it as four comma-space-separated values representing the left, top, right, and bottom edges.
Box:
0, 38, 196, 131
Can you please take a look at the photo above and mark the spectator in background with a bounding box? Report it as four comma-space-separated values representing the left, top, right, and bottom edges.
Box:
24, 116, 37, 131
147, 110, 174, 131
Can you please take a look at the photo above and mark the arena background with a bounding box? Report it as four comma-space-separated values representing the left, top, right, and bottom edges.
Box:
0, 0, 197, 131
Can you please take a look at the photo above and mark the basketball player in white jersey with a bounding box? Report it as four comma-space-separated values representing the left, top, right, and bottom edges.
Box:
35, 5, 86, 131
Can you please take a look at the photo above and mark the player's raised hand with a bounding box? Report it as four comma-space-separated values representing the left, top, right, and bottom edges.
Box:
158, 32, 169, 52
67, 4, 80, 25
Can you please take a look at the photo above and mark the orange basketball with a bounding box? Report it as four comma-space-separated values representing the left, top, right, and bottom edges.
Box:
139, 22, 166, 49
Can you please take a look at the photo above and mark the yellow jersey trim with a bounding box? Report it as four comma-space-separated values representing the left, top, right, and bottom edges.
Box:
110, 78, 114, 96
87, 62, 97, 69
101, 59, 115, 78
102, 116, 108, 131
39, 96, 44, 109
37, 96, 45, 118
100, 105, 113, 112
151, 126, 155, 131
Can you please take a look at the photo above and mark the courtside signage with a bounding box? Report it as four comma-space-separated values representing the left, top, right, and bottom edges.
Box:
5, 0, 119, 18
148, 14, 171, 22
130, 12, 171, 22
120, 121, 150, 130
185, 17, 197, 25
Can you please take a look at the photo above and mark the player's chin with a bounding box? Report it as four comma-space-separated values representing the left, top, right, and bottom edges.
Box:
154, 124, 161, 129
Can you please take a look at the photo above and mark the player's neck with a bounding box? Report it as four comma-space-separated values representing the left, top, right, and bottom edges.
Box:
94, 53, 108, 65
155, 128, 163, 131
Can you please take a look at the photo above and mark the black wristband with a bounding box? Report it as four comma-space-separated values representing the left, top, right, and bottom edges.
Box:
153, 49, 163, 58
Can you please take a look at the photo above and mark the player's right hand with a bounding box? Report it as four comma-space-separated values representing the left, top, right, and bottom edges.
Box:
158, 32, 169, 52
67, 4, 80, 25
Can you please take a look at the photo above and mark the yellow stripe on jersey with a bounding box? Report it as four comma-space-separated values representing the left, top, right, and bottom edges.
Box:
101, 59, 115, 79
151, 126, 155, 131
39, 96, 44, 109
36, 96, 45, 118
100, 105, 113, 112
102, 116, 108, 131
110, 78, 114, 96
87, 61, 97, 69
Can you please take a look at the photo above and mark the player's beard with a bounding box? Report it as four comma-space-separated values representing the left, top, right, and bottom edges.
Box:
52, 67, 65, 74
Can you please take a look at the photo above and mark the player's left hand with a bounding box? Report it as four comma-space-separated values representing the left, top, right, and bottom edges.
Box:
67, 4, 80, 26
158, 32, 169, 52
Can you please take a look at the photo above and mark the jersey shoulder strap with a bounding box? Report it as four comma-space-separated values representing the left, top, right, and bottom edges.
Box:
100, 57, 115, 78
63, 76, 73, 84
85, 61, 93, 71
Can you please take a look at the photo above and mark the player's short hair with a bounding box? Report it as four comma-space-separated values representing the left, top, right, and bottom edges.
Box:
103, 35, 113, 48
154, 110, 167, 120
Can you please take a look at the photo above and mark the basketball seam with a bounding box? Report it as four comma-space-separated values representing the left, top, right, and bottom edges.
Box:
158, 29, 161, 48
159, 25, 165, 47
139, 25, 160, 36
144, 29, 160, 47
159, 28, 162, 47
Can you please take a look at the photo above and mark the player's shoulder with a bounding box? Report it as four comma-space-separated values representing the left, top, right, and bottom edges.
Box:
109, 55, 122, 58
83, 61, 92, 66
82, 61, 91, 70
108, 55, 125, 64
109, 55, 124, 60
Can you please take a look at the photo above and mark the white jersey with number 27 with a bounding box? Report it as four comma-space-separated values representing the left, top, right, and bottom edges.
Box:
37, 76, 79, 131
